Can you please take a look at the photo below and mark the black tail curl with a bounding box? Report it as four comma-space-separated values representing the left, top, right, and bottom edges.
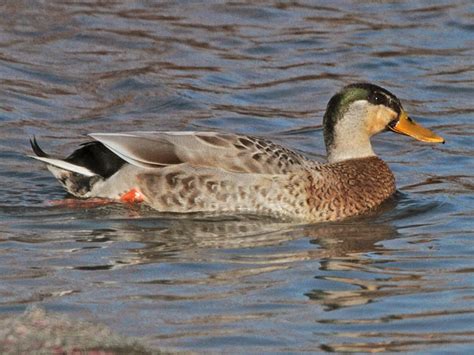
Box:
30, 136, 50, 158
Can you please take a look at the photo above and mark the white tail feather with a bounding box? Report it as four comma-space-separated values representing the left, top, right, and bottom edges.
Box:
28, 155, 97, 177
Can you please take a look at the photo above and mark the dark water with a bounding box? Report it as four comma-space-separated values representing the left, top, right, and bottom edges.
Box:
1, 0, 473, 352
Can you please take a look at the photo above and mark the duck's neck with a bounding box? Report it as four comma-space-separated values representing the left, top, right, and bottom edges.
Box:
325, 102, 375, 163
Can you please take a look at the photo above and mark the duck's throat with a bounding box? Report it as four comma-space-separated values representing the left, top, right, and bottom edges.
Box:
327, 133, 375, 163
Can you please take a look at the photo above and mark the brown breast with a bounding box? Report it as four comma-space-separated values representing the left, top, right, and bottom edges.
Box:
305, 156, 396, 221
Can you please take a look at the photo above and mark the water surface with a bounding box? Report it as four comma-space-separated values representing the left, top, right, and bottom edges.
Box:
0, 0, 473, 352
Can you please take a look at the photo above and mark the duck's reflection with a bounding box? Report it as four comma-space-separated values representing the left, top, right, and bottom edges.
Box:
85, 199, 400, 306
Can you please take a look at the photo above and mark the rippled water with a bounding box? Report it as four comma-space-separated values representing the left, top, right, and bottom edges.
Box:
1, 0, 473, 352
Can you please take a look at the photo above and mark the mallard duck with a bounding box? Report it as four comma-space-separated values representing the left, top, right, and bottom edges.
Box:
30, 83, 444, 222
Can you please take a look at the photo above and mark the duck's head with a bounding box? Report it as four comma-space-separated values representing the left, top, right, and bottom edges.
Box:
323, 83, 444, 163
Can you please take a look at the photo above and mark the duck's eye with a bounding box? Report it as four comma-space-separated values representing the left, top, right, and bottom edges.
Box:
370, 92, 389, 107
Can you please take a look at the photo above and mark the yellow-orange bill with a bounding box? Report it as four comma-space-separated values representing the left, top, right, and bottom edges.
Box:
389, 111, 445, 143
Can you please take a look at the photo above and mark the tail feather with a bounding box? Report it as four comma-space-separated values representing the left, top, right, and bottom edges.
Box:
29, 155, 97, 177
30, 136, 49, 158
29, 137, 102, 197
29, 138, 97, 177
29, 137, 128, 198
29, 136, 97, 177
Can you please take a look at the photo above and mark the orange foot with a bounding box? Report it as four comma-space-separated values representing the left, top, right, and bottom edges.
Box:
120, 188, 145, 203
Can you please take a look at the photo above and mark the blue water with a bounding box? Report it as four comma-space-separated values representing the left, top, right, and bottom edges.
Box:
0, 0, 473, 352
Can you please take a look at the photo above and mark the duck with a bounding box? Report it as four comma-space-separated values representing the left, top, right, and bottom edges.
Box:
30, 83, 444, 222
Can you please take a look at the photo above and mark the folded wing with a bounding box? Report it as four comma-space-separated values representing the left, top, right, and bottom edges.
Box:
89, 131, 316, 174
